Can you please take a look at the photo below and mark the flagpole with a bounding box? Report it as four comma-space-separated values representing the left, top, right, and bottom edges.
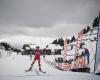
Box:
94, 11, 100, 75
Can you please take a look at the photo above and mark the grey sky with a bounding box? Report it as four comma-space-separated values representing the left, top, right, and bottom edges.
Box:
0, 0, 100, 38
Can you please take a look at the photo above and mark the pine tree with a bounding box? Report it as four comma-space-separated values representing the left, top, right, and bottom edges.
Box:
86, 26, 91, 33
83, 28, 87, 34
92, 16, 99, 28
52, 39, 58, 44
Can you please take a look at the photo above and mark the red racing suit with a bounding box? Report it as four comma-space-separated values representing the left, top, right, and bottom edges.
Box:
33, 48, 46, 61
34, 50, 40, 61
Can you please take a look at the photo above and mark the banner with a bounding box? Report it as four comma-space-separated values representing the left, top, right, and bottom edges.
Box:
74, 29, 83, 59
63, 37, 67, 62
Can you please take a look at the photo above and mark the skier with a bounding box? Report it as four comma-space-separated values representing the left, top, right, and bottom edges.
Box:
26, 45, 48, 72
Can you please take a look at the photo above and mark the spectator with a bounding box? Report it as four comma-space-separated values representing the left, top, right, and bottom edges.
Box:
85, 49, 90, 65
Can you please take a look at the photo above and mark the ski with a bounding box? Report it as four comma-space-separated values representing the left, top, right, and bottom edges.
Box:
39, 70, 46, 73
25, 69, 32, 72
25, 68, 40, 76
25, 69, 31, 72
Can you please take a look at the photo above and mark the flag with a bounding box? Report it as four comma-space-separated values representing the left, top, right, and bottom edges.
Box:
63, 37, 67, 62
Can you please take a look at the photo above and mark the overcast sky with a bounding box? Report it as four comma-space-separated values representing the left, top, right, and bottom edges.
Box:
0, 0, 100, 39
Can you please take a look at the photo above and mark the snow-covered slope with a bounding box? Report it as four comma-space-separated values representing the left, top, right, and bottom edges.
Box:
0, 52, 100, 80
0, 28, 100, 80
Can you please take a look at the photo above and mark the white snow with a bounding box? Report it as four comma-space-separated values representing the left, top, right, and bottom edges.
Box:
0, 51, 100, 80
0, 29, 100, 80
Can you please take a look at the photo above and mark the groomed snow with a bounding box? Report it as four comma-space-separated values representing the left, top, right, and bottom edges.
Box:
0, 52, 100, 80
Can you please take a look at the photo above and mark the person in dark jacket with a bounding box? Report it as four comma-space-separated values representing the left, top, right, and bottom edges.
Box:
85, 48, 90, 65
